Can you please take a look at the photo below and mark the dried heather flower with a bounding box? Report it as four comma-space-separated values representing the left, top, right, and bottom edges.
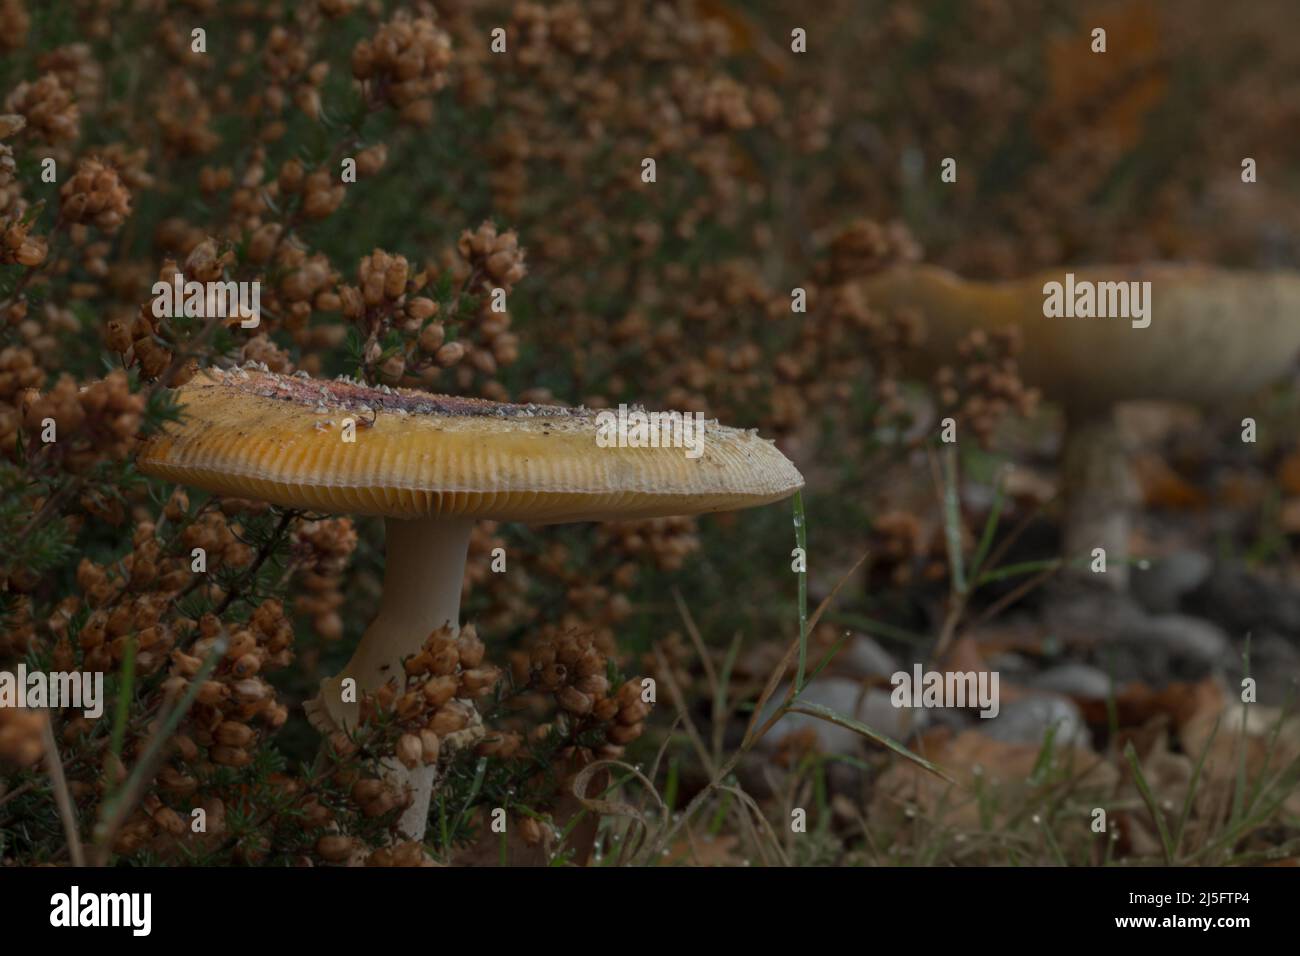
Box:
5, 73, 79, 144
60, 157, 132, 232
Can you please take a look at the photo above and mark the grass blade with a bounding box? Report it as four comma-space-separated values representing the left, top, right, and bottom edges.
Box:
742, 552, 867, 748
1174, 714, 1220, 855
1123, 740, 1175, 864
108, 634, 137, 772
939, 444, 966, 594
787, 701, 953, 783
969, 464, 1009, 582
793, 490, 809, 691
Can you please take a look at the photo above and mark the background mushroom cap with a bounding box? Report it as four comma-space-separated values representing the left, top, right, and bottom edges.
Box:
136, 367, 804, 522
858, 264, 1300, 413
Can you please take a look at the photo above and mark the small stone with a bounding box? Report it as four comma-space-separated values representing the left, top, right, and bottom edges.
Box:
980, 694, 1091, 749
1117, 614, 1230, 666
1043, 586, 1147, 644
1186, 564, 1300, 635
1030, 663, 1113, 699
841, 636, 897, 679
985, 651, 1034, 675
762, 678, 926, 755
1132, 550, 1212, 614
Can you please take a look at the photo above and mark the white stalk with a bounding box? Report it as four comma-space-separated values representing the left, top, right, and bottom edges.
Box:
1061, 412, 1138, 590
308, 515, 475, 841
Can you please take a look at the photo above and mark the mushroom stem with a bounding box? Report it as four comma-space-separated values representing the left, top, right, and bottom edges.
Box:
1061, 412, 1138, 590
309, 515, 475, 841
340, 515, 473, 706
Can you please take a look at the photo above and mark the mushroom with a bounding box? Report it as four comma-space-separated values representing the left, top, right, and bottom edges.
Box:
137, 365, 803, 839
857, 264, 1300, 588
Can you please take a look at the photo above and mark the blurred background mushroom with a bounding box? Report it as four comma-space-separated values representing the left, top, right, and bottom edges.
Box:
858, 263, 1300, 588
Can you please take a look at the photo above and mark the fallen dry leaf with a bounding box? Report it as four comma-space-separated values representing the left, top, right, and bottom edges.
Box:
939, 635, 1030, 708
870, 726, 1115, 831
1075, 677, 1223, 731
1133, 453, 1207, 509
1277, 449, 1300, 496
1215, 468, 1270, 509
1034, 0, 1168, 155
1282, 497, 1300, 535
1182, 701, 1300, 795
665, 832, 743, 867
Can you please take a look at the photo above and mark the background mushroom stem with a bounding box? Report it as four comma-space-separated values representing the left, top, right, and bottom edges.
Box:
308, 514, 475, 840
1061, 412, 1139, 590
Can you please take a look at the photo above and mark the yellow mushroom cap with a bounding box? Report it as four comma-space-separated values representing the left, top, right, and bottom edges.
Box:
136, 367, 804, 522
859, 264, 1300, 412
